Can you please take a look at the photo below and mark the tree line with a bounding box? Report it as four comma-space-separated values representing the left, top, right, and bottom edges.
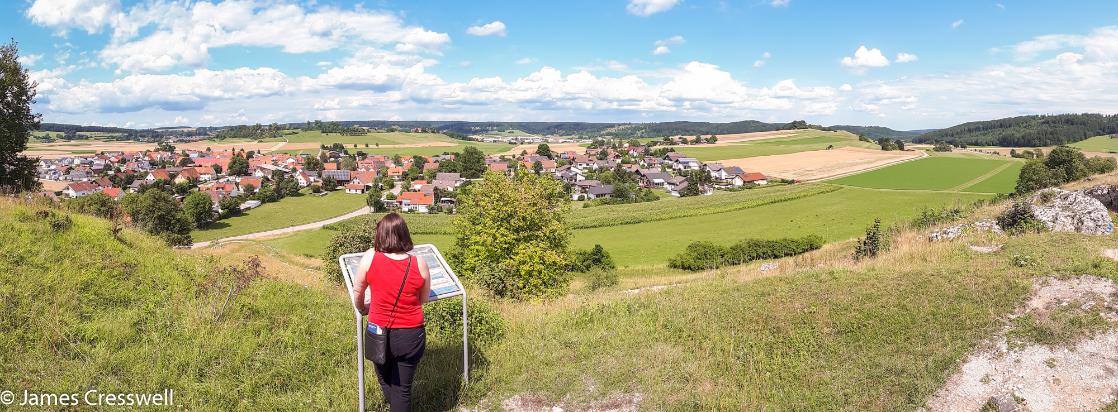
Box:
915, 114, 1118, 147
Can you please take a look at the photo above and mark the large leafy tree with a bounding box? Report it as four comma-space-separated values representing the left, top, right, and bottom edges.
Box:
182, 191, 216, 229
121, 189, 193, 246
0, 40, 41, 193
451, 171, 571, 300
457, 146, 487, 179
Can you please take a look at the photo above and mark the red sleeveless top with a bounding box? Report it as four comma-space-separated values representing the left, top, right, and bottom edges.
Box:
366, 252, 425, 328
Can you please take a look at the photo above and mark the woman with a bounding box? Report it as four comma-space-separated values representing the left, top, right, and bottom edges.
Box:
353, 213, 431, 412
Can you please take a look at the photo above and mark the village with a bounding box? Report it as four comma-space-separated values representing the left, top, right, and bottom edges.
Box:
40, 137, 770, 218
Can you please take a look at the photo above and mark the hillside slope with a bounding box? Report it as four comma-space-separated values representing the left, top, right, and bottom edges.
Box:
0, 201, 423, 410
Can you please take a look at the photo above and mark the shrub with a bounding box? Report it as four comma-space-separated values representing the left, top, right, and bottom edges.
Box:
997, 200, 1047, 235
321, 225, 375, 284
1015, 160, 1064, 195
586, 269, 620, 291
46, 211, 72, 233
911, 206, 965, 229
64, 193, 115, 218
1087, 156, 1117, 175
423, 297, 504, 345
669, 235, 822, 271
571, 244, 616, 272
853, 219, 888, 261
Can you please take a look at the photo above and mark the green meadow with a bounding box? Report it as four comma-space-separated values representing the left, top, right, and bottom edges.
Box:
262, 183, 990, 267
831, 155, 1021, 193
192, 191, 368, 242
1070, 135, 1118, 152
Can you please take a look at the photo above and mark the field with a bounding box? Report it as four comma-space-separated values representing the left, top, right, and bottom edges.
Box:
267, 130, 454, 145
1070, 135, 1118, 152
258, 183, 991, 267
721, 147, 924, 181
671, 130, 877, 162
831, 155, 1022, 193
191, 191, 368, 242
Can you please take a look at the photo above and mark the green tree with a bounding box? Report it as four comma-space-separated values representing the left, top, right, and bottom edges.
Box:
1044, 146, 1089, 183
0, 40, 41, 193
536, 143, 552, 159
218, 195, 242, 218
451, 171, 571, 300
571, 244, 616, 272
366, 189, 385, 212
182, 191, 215, 228
320, 176, 337, 191
340, 156, 357, 171
303, 156, 323, 171
1015, 160, 1066, 195
64, 193, 116, 218
458, 146, 487, 179
227, 154, 250, 176
121, 189, 192, 246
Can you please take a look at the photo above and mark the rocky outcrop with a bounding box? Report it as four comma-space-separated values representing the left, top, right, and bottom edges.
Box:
1028, 188, 1114, 235
928, 224, 966, 242
1081, 184, 1118, 212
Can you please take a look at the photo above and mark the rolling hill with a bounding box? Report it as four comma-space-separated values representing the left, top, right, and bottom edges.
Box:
914, 113, 1118, 147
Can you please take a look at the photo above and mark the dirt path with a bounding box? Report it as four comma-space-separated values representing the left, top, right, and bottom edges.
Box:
950, 161, 1016, 192
190, 206, 370, 249
925, 276, 1118, 412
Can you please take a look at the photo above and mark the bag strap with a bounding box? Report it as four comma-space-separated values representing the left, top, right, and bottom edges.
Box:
384, 255, 412, 328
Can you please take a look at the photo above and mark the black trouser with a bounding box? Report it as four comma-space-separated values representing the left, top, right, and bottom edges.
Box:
374, 327, 426, 412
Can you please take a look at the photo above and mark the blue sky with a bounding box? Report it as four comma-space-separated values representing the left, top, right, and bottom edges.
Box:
7, 0, 1118, 129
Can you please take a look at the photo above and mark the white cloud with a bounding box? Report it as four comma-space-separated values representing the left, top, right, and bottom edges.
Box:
753, 51, 772, 67
466, 21, 507, 37
515, 57, 537, 65
26, 0, 121, 34
627, 0, 680, 16
27, 0, 450, 73
841, 46, 890, 71
48, 67, 293, 113
839, 84, 853, 92
895, 52, 918, 63
952, 19, 965, 29
770, 0, 790, 7
652, 35, 685, 55
18, 54, 44, 66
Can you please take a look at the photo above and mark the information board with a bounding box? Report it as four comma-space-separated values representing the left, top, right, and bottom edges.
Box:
337, 244, 464, 302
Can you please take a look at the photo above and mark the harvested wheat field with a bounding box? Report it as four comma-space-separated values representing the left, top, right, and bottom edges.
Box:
498, 142, 585, 157
280, 141, 459, 151
721, 147, 925, 181
24, 140, 289, 158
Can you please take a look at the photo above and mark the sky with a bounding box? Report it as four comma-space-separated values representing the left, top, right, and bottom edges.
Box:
6, 0, 1118, 130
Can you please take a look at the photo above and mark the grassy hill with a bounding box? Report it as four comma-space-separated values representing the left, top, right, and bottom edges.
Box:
7, 170, 1117, 409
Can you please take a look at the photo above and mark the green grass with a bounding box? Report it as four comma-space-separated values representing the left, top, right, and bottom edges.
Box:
673, 131, 875, 162
266, 227, 454, 258
831, 156, 1017, 192
571, 187, 990, 266
264, 184, 990, 267
191, 191, 368, 242
961, 161, 1024, 194
359, 141, 512, 157
1070, 135, 1118, 152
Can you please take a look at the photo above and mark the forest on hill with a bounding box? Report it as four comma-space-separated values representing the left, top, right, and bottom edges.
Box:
914, 114, 1118, 147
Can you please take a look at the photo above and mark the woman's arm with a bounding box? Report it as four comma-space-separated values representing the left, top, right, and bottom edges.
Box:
417, 257, 432, 304
352, 249, 374, 315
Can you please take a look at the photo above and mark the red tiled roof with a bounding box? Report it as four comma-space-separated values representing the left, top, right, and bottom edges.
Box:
738, 172, 768, 182
397, 191, 434, 205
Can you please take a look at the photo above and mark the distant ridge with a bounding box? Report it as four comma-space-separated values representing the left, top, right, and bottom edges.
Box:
914, 114, 1118, 147
36, 119, 927, 139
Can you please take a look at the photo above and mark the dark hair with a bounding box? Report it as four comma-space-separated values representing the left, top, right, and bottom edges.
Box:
375, 213, 414, 253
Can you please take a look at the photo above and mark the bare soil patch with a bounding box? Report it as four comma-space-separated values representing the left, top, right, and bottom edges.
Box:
497, 142, 585, 157
500, 393, 643, 412
38, 179, 68, 191
925, 276, 1118, 412
719, 147, 924, 181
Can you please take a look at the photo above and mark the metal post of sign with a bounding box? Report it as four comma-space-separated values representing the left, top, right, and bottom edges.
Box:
461, 289, 469, 384
355, 312, 365, 412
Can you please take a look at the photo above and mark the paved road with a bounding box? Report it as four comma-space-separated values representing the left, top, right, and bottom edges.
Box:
190, 206, 371, 249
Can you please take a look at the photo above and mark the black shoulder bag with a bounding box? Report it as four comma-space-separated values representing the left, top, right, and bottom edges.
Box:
364, 255, 412, 365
